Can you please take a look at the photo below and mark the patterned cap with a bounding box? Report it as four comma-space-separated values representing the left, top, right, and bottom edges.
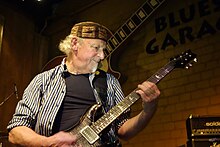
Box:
70, 21, 112, 41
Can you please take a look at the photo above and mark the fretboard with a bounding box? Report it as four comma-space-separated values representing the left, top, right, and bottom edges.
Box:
91, 59, 176, 134
104, 0, 166, 58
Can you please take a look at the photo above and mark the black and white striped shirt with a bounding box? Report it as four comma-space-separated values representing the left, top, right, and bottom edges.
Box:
7, 60, 129, 139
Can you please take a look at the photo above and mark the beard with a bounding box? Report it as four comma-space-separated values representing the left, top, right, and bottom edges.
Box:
90, 60, 99, 73
91, 64, 98, 73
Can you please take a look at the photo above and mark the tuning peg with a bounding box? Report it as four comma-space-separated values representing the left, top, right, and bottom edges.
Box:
185, 63, 193, 69
194, 58, 198, 62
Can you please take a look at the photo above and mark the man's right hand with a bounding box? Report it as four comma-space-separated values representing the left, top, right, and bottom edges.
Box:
48, 131, 78, 147
8, 126, 78, 147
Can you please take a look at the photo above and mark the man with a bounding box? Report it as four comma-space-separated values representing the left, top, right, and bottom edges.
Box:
7, 21, 160, 146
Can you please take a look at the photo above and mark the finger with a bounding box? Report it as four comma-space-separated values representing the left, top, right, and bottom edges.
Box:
138, 81, 157, 91
136, 90, 151, 102
141, 81, 155, 88
137, 85, 155, 97
136, 87, 160, 103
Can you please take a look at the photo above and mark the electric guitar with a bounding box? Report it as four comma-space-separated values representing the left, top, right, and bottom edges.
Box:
42, 0, 166, 79
68, 49, 197, 146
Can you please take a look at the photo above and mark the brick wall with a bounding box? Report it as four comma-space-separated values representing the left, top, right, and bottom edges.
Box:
1, 0, 217, 146
117, 0, 220, 146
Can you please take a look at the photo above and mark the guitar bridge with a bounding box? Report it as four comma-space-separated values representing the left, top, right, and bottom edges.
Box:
80, 125, 99, 144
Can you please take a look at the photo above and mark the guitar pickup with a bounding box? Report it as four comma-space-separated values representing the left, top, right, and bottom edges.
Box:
80, 125, 100, 144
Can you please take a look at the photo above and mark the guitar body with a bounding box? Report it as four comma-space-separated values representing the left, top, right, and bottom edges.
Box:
41, 55, 65, 71
68, 104, 103, 147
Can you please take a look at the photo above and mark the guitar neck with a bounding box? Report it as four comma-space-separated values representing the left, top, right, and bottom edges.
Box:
104, 0, 165, 58
90, 0, 167, 137
91, 60, 175, 134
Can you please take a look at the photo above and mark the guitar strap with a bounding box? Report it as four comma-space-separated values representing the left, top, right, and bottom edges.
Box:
90, 70, 121, 146
91, 69, 108, 113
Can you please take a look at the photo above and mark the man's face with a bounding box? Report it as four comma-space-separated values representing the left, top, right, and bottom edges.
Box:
76, 38, 106, 73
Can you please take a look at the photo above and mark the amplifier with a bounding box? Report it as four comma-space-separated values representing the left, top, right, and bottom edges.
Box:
186, 115, 220, 139
187, 138, 220, 147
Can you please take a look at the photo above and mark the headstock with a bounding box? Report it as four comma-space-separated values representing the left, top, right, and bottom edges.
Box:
171, 49, 197, 69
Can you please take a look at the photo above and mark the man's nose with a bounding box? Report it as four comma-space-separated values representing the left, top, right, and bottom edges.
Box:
98, 49, 105, 60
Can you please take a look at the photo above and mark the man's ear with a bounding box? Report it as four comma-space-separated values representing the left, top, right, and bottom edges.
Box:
71, 37, 78, 51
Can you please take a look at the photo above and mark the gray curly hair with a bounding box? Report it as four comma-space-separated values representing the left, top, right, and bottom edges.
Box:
59, 34, 75, 55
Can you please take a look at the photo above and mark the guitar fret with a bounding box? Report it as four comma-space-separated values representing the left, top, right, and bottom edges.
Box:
118, 102, 127, 110
118, 29, 127, 39
122, 24, 131, 35
148, 63, 175, 84
95, 119, 105, 131
108, 112, 115, 120
123, 97, 132, 106
131, 14, 142, 26
153, 76, 161, 82
120, 102, 128, 110
95, 110, 118, 133
126, 20, 136, 30
148, 0, 159, 8
137, 9, 147, 20
106, 44, 112, 52
107, 40, 115, 51
93, 125, 100, 133
104, 112, 111, 121
114, 32, 123, 43
142, 2, 153, 14
111, 37, 119, 47
149, 75, 161, 83
108, 109, 116, 119
98, 118, 105, 128
128, 92, 140, 102
115, 106, 122, 113
104, 49, 109, 57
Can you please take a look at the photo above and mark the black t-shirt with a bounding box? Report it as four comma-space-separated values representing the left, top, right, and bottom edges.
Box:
52, 70, 122, 145
52, 73, 96, 133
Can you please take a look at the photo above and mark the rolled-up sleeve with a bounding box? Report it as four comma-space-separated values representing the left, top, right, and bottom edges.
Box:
7, 74, 43, 131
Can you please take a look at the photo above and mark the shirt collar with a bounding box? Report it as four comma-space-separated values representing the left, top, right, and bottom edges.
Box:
60, 57, 97, 78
